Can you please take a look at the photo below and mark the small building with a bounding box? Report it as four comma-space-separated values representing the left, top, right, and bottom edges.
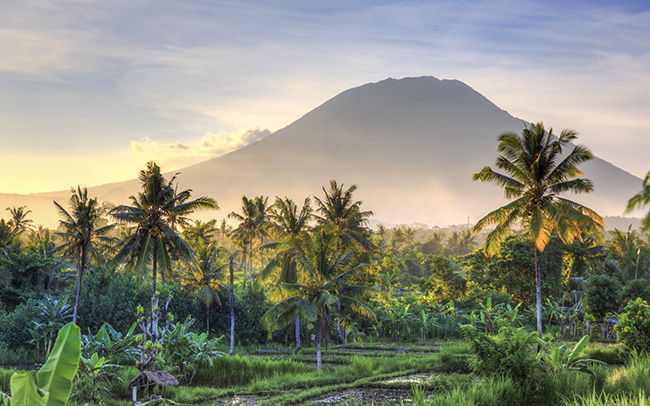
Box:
128, 371, 179, 402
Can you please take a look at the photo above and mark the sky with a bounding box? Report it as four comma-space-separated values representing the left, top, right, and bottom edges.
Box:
1, 0, 649, 194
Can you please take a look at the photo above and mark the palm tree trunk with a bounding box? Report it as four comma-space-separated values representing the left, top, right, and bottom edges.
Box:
337, 300, 343, 344
72, 246, 87, 324
249, 240, 254, 284
242, 247, 247, 283
229, 256, 235, 356
535, 247, 542, 338
206, 305, 210, 334
295, 312, 301, 349
151, 238, 159, 348
317, 314, 322, 371
152, 238, 158, 299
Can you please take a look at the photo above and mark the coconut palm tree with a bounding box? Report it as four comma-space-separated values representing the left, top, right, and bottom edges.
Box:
627, 171, 650, 231
179, 237, 226, 333
473, 122, 604, 336
252, 195, 271, 279
260, 196, 312, 348
109, 162, 218, 357
229, 196, 258, 283
6, 206, 34, 234
0, 219, 16, 258
314, 180, 374, 342
110, 162, 218, 297
314, 180, 374, 250
261, 229, 375, 370
54, 186, 113, 324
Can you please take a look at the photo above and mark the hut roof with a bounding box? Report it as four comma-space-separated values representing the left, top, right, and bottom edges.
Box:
128, 371, 179, 390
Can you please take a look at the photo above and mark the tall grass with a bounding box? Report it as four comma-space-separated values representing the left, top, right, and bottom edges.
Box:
191, 355, 308, 387
564, 392, 650, 406
605, 353, 650, 396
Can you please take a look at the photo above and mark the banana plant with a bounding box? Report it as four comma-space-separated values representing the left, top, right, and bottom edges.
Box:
537, 334, 603, 375
82, 322, 139, 364
1, 322, 81, 406
73, 352, 122, 404
187, 333, 224, 385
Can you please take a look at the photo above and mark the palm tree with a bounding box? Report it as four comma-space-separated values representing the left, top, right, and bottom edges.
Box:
473, 122, 603, 336
109, 162, 218, 360
54, 186, 113, 324
179, 237, 226, 333
0, 219, 16, 257
182, 220, 218, 249
218, 219, 232, 245
229, 196, 258, 283
261, 230, 375, 370
260, 196, 312, 348
391, 227, 405, 252
627, 171, 650, 231
314, 180, 374, 250
314, 180, 374, 342
110, 162, 218, 297
403, 226, 416, 246
6, 206, 34, 233
252, 196, 271, 279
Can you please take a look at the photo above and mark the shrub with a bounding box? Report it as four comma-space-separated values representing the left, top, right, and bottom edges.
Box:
620, 279, 650, 306
461, 324, 540, 383
585, 275, 621, 320
616, 298, 650, 354
72, 267, 149, 333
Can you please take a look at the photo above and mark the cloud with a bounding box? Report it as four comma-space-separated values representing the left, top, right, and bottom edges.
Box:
130, 128, 271, 168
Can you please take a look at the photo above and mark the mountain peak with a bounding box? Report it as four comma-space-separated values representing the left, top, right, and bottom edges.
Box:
0, 77, 641, 228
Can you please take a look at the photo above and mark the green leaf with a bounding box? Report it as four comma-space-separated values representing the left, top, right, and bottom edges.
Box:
36, 323, 81, 406
567, 335, 589, 365
9, 373, 46, 406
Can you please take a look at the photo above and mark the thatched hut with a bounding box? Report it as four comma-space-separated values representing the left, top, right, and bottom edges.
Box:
128, 371, 179, 402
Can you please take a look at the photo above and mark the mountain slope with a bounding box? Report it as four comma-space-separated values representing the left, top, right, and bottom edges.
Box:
1, 76, 643, 228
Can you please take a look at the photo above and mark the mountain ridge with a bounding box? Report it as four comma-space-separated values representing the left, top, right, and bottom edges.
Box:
1, 76, 643, 229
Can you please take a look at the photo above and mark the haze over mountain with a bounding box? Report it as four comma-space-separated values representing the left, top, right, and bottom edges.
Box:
2, 77, 643, 229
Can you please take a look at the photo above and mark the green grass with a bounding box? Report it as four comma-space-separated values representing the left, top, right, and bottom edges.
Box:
64, 338, 641, 406
0, 367, 20, 393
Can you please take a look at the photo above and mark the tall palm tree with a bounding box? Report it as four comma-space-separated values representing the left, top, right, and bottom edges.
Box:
218, 219, 232, 245
627, 171, 650, 231
109, 162, 218, 360
0, 219, 16, 258
314, 180, 374, 250
229, 196, 258, 283
54, 186, 113, 324
179, 237, 226, 333
252, 196, 271, 280
473, 122, 603, 336
314, 180, 374, 342
260, 196, 312, 348
261, 230, 375, 370
6, 206, 34, 234
110, 161, 218, 298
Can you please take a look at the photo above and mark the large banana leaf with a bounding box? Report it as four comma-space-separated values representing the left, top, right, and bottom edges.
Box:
8, 372, 46, 406
36, 323, 81, 406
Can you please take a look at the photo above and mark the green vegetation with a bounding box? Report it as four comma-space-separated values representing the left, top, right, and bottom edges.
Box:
2, 133, 650, 405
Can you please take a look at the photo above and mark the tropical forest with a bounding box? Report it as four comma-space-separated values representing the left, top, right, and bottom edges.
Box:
3, 124, 650, 406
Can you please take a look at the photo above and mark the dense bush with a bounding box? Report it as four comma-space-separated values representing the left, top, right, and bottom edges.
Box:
71, 267, 149, 333
213, 284, 270, 345
585, 274, 621, 320
463, 236, 563, 306
620, 279, 650, 306
617, 298, 650, 354
0, 297, 42, 351
461, 324, 540, 383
